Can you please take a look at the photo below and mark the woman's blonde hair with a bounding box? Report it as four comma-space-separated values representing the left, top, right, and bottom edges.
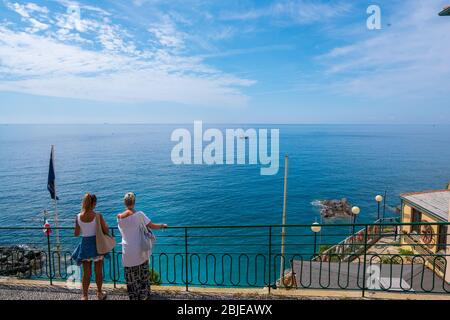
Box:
124, 192, 136, 208
81, 193, 96, 213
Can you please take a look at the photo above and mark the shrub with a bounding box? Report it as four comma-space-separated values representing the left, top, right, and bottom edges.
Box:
380, 256, 403, 264
149, 269, 161, 285
319, 245, 332, 254
399, 249, 414, 256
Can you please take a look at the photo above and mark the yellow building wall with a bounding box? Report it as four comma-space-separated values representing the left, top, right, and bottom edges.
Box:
401, 203, 440, 253
402, 204, 412, 233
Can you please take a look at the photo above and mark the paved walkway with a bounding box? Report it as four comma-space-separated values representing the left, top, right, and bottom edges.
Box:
0, 281, 317, 300
1, 278, 449, 300
0, 283, 128, 300
358, 235, 402, 261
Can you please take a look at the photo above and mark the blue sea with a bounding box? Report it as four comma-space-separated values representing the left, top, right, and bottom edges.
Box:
0, 124, 449, 285
1, 124, 449, 227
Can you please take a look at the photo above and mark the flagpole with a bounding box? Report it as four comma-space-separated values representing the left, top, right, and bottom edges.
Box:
52, 145, 61, 254
280, 154, 288, 286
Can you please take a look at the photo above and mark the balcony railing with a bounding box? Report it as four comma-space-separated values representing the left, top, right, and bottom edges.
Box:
0, 221, 449, 297
313, 217, 399, 262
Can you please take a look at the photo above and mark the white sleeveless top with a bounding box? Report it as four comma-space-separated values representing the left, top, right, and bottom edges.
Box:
77, 213, 97, 237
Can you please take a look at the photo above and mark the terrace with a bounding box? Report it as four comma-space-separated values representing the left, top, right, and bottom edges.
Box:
1, 219, 449, 298
281, 219, 450, 294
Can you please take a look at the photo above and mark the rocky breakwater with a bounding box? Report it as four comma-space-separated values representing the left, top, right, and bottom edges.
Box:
0, 245, 45, 278
314, 198, 354, 219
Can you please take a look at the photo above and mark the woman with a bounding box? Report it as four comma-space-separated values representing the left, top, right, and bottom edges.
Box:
117, 192, 167, 300
72, 193, 109, 300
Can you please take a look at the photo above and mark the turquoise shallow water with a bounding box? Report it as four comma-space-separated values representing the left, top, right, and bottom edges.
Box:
0, 124, 449, 285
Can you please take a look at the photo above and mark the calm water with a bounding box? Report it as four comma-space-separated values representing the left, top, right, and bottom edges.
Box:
1, 124, 449, 228
1, 124, 449, 284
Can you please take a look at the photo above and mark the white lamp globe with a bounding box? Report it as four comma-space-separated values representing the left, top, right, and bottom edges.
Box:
375, 195, 383, 202
351, 206, 360, 215
311, 222, 321, 233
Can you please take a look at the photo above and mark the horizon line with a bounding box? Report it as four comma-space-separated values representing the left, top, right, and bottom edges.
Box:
0, 122, 450, 126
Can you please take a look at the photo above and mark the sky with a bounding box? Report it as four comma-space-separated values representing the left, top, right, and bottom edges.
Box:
0, 0, 449, 124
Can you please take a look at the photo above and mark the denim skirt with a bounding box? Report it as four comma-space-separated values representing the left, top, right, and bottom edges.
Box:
71, 236, 106, 266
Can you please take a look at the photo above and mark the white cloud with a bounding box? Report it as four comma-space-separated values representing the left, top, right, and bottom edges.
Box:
220, 0, 352, 25
55, 0, 111, 16
6, 1, 50, 33
0, 27, 126, 76
0, 10, 254, 107
318, 0, 450, 99
148, 14, 185, 50
24, 2, 49, 14
0, 71, 252, 106
26, 17, 49, 33
8, 3, 31, 18
95, 20, 138, 54
6, 1, 48, 17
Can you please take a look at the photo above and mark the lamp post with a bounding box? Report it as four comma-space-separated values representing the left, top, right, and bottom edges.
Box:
311, 222, 321, 257
280, 154, 288, 285
351, 206, 360, 252
375, 195, 383, 221
351, 206, 360, 224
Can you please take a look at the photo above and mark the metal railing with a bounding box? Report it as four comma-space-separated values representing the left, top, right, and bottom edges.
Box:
0, 221, 449, 296
314, 217, 399, 262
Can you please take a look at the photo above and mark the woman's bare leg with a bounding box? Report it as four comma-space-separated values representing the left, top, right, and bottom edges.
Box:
82, 261, 92, 299
94, 259, 104, 295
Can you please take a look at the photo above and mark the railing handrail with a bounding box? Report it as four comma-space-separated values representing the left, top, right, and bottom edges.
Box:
314, 218, 395, 259
0, 220, 447, 230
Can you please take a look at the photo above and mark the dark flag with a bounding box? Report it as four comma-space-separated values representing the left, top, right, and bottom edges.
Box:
47, 146, 59, 200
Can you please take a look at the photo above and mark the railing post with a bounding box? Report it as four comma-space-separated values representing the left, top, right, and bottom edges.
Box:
362, 225, 369, 298
46, 231, 53, 286
111, 228, 117, 288
184, 227, 189, 292
268, 226, 272, 294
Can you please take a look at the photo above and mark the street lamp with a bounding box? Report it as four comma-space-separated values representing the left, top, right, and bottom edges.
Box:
375, 195, 383, 220
351, 206, 360, 216
351, 206, 360, 251
311, 222, 321, 257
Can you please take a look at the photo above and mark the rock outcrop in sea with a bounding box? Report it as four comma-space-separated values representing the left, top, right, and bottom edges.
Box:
0, 245, 44, 278
313, 198, 353, 219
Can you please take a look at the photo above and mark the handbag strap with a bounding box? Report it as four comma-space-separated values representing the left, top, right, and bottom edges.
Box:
95, 213, 104, 236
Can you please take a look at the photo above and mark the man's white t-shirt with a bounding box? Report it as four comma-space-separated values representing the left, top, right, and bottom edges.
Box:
117, 211, 151, 268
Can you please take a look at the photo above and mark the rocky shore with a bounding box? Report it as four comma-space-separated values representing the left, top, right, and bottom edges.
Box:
313, 198, 353, 219
0, 246, 44, 278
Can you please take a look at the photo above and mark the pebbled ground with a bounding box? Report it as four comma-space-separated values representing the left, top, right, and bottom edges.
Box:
0, 283, 331, 300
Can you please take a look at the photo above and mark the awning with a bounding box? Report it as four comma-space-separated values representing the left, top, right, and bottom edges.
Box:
439, 6, 450, 16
